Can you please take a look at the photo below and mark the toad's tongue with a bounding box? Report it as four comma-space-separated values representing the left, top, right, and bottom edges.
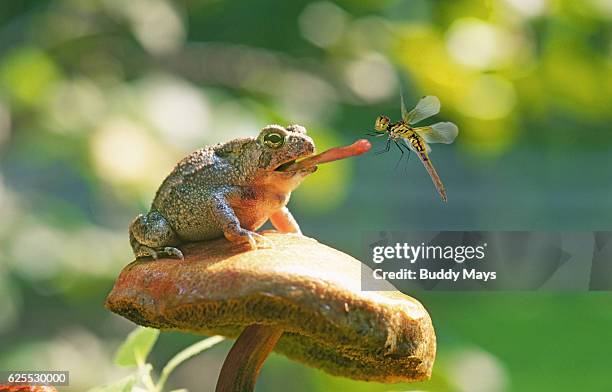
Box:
282, 139, 371, 171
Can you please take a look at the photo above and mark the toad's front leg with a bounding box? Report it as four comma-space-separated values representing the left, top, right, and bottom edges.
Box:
269, 207, 302, 234
209, 190, 271, 249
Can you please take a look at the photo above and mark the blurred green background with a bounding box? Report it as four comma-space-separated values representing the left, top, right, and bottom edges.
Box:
0, 0, 611, 391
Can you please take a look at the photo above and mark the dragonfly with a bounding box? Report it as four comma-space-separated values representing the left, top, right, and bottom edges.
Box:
368, 94, 459, 202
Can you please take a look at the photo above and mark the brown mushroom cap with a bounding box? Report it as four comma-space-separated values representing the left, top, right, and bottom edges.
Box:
105, 232, 436, 383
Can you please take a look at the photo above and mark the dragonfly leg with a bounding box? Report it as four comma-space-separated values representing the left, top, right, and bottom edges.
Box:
398, 140, 411, 161
404, 147, 411, 173
396, 140, 412, 173
393, 140, 405, 170
375, 139, 391, 155
365, 132, 386, 137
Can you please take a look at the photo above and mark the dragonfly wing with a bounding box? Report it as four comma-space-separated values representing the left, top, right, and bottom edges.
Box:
406, 96, 441, 124
415, 122, 459, 144
400, 91, 409, 122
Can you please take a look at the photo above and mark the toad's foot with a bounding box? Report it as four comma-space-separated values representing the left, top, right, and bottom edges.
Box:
225, 229, 273, 250
133, 244, 159, 259
133, 245, 184, 260
163, 246, 184, 260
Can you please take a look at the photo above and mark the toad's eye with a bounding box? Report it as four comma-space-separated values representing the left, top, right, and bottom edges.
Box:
263, 132, 285, 149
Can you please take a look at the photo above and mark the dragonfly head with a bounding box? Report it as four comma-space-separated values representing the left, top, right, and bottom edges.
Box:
374, 115, 390, 132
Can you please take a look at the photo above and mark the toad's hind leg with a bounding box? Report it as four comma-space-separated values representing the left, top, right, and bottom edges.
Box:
129, 211, 183, 259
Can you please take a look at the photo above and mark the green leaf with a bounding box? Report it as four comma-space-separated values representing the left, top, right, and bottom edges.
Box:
156, 336, 225, 391
87, 373, 138, 392
114, 326, 160, 366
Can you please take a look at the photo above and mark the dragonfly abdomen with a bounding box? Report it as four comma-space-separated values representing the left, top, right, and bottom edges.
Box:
407, 135, 428, 154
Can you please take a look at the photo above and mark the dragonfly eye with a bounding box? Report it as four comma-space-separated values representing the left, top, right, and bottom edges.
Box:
374, 115, 390, 132
263, 132, 285, 149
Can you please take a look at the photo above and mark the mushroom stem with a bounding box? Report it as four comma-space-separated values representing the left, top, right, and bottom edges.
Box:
216, 324, 284, 392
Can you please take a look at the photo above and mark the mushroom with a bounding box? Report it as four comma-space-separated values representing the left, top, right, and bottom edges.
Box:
105, 232, 436, 391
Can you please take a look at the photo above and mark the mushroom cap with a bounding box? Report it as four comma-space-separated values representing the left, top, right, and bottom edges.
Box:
105, 232, 436, 383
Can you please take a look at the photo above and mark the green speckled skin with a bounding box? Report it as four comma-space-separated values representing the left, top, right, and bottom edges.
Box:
129, 124, 316, 259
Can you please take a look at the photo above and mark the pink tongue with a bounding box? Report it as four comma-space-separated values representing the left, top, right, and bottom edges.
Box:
286, 139, 372, 170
